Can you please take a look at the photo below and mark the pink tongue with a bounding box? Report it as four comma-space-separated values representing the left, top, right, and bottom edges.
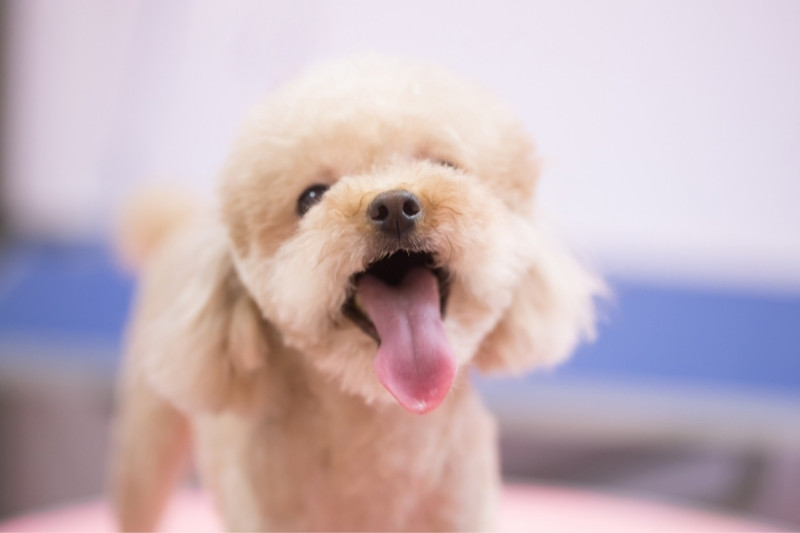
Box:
357, 267, 456, 414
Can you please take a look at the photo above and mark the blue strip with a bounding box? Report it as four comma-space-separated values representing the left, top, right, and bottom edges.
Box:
544, 279, 800, 393
0, 241, 134, 348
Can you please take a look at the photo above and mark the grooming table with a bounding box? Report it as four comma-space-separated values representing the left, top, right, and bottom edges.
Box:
0, 484, 774, 531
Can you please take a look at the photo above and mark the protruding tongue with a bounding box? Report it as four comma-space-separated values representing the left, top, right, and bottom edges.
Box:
357, 267, 456, 414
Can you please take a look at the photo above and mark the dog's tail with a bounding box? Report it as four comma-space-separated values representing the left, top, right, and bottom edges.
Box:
111, 186, 200, 531
113, 186, 201, 271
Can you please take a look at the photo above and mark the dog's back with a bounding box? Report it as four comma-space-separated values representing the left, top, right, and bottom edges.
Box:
112, 188, 200, 531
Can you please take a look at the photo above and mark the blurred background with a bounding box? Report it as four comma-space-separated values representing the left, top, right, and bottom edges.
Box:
0, 0, 798, 528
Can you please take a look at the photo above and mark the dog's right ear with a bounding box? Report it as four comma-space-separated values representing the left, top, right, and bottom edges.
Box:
127, 218, 268, 413
475, 228, 605, 374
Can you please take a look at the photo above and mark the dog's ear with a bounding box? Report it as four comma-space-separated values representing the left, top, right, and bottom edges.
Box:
475, 229, 604, 374
128, 218, 268, 413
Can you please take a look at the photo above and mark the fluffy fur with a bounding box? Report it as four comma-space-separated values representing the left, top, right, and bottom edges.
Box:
112, 56, 602, 531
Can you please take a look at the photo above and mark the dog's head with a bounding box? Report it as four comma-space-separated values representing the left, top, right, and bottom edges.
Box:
217, 56, 602, 413
136, 57, 601, 415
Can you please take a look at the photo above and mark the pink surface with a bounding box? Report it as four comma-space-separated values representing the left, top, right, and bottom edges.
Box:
0, 484, 775, 532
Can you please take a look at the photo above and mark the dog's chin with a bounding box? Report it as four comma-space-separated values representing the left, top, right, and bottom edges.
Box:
340, 249, 457, 414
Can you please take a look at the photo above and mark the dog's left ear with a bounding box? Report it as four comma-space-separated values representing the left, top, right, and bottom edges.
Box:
129, 219, 269, 414
475, 229, 605, 374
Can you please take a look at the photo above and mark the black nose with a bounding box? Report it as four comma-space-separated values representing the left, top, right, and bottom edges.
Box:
367, 190, 422, 238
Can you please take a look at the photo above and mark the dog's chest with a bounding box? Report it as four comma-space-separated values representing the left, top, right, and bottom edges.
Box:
194, 381, 497, 531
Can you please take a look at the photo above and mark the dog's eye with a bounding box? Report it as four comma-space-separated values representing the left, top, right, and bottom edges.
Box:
296, 184, 330, 216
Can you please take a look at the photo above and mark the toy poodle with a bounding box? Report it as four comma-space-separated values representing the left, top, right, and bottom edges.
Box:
112, 56, 601, 531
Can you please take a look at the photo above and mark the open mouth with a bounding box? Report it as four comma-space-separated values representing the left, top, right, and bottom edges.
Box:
342, 249, 456, 414
342, 251, 450, 344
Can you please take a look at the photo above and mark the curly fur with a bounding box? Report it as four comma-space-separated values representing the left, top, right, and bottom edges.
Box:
112, 56, 602, 532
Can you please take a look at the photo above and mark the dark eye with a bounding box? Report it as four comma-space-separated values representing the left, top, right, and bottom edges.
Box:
296, 184, 330, 216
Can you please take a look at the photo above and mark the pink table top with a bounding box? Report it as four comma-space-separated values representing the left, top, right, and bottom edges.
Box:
0, 484, 777, 532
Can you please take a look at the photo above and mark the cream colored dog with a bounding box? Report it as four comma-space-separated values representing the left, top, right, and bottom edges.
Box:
112, 56, 601, 531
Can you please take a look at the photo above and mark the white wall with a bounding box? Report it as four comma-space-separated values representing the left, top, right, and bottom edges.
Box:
4, 0, 800, 292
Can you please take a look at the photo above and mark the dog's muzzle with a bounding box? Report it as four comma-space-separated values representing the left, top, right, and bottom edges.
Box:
341, 189, 456, 415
